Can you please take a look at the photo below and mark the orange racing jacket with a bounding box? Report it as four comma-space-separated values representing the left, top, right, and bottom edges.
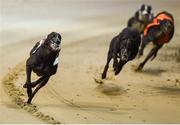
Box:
143, 12, 174, 45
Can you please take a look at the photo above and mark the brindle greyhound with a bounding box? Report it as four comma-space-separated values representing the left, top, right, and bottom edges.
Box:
102, 27, 141, 79
137, 11, 174, 71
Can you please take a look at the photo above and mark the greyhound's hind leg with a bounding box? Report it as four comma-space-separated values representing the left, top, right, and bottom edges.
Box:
137, 45, 160, 71
27, 76, 50, 104
31, 75, 47, 88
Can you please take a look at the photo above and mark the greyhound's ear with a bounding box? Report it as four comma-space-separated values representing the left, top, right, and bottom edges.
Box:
48, 32, 57, 38
147, 6, 152, 13
58, 34, 62, 41
141, 4, 145, 11
135, 11, 139, 19
149, 6, 152, 10
45, 33, 52, 44
47, 32, 53, 39
50, 32, 56, 34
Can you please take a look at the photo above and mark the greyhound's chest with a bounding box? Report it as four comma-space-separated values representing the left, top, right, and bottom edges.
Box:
132, 21, 145, 33
36, 48, 58, 66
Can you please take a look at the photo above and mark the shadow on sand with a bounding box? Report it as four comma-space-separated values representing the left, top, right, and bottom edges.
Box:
152, 86, 180, 96
96, 82, 126, 96
139, 68, 166, 76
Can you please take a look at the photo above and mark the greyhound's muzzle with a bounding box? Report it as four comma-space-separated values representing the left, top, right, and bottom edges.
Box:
50, 42, 60, 51
50, 35, 61, 51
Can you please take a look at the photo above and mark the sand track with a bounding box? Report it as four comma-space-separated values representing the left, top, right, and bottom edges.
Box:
1, 0, 180, 123
1, 63, 61, 124
2, 33, 180, 123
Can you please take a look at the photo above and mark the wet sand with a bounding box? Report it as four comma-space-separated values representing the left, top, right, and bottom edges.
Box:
1, 0, 180, 123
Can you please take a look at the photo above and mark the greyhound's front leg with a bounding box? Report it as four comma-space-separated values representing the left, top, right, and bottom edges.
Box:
115, 62, 125, 75
25, 64, 32, 97
102, 52, 112, 79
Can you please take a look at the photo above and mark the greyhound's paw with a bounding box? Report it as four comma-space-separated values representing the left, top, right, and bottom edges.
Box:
114, 69, 120, 75
93, 77, 104, 84
135, 64, 143, 72
25, 101, 32, 105
27, 100, 32, 104
27, 96, 33, 104
115, 71, 119, 75
135, 67, 142, 72
101, 73, 106, 79
113, 67, 117, 72
23, 84, 27, 88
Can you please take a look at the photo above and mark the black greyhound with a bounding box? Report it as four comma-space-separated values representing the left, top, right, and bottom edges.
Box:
23, 32, 61, 104
102, 27, 141, 79
128, 4, 153, 34
137, 11, 174, 71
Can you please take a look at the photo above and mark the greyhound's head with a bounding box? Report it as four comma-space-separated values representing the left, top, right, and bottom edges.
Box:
138, 4, 153, 23
46, 32, 61, 51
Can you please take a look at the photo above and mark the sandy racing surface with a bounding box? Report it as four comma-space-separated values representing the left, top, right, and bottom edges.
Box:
1, 0, 180, 123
